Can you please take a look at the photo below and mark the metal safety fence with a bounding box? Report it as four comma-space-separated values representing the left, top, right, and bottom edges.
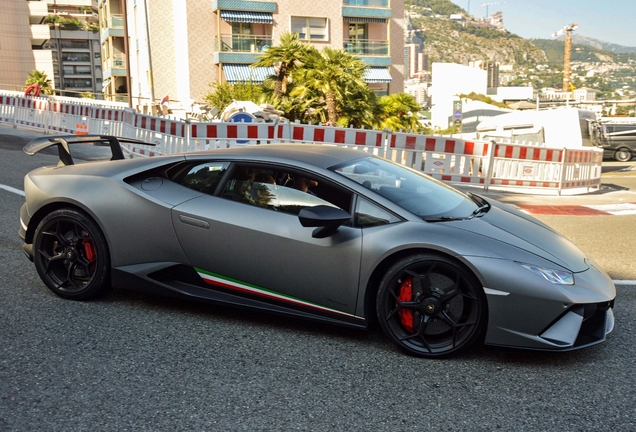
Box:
0, 91, 603, 195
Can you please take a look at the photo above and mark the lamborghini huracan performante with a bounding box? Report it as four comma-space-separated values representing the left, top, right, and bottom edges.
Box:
19, 135, 616, 358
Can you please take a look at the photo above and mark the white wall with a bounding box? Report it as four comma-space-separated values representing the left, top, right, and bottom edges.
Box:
431, 63, 486, 129
490, 86, 534, 102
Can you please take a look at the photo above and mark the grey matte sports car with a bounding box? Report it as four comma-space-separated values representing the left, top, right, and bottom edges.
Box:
19, 135, 616, 358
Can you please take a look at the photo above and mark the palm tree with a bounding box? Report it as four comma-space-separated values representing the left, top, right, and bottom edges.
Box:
291, 47, 369, 124
379, 93, 424, 133
24, 70, 54, 95
252, 32, 312, 98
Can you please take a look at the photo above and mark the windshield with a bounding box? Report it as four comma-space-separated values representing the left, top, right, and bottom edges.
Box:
331, 157, 484, 221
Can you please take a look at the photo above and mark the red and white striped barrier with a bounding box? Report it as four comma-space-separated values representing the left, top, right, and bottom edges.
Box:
0, 92, 604, 195
387, 133, 491, 185
487, 143, 603, 193
91, 107, 129, 137
129, 113, 188, 155
190, 121, 280, 150
14, 97, 49, 130
279, 123, 385, 149
48, 101, 92, 134
0, 95, 16, 123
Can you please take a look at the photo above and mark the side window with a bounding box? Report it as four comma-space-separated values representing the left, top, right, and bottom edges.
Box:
221, 164, 352, 216
176, 162, 229, 194
355, 197, 401, 228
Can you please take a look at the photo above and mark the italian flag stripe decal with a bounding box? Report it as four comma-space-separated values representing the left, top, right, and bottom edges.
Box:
195, 268, 363, 320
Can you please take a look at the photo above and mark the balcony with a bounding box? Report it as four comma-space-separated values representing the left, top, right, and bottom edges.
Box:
28, 1, 48, 23
106, 54, 126, 69
215, 34, 273, 53
344, 39, 389, 56
52, 0, 93, 6
212, 0, 276, 12
342, 0, 392, 20
31, 24, 51, 46
107, 14, 124, 28
343, 0, 389, 6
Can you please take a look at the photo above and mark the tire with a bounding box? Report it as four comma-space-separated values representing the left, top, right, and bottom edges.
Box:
614, 147, 632, 162
33, 209, 111, 300
376, 254, 487, 358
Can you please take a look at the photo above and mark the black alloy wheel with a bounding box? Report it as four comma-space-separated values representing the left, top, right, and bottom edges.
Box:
614, 147, 633, 162
376, 254, 487, 358
33, 209, 111, 300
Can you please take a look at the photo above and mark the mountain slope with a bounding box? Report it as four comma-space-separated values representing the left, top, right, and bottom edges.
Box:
408, 16, 548, 65
530, 39, 617, 64
568, 35, 636, 54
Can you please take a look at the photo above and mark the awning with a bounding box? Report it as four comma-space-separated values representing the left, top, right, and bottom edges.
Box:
223, 64, 275, 84
343, 17, 387, 24
364, 67, 392, 84
220, 10, 273, 24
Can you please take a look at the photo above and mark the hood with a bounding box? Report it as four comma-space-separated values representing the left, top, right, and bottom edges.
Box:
450, 203, 589, 273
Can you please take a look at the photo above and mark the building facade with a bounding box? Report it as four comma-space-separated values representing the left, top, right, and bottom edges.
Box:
44, 0, 102, 97
99, 0, 404, 110
1, 1, 102, 97
0, 1, 53, 91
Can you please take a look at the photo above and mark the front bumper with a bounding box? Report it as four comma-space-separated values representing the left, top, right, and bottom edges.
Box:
471, 256, 616, 351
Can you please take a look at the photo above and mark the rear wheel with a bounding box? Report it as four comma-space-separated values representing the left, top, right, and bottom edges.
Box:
614, 147, 633, 162
33, 209, 111, 300
376, 254, 487, 358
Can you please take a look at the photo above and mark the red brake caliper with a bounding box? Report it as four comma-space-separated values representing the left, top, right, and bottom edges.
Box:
83, 239, 96, 263
397, 277, 415, 333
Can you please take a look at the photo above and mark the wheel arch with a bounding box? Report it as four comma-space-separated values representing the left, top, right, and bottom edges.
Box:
363, 247, 488, 326
25, 201, 103, 245
614, 146, 633, 162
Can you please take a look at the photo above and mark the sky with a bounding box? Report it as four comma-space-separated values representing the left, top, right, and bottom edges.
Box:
447, 0, 636, 47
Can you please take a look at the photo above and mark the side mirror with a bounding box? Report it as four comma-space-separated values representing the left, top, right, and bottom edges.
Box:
298, 205, 351, 239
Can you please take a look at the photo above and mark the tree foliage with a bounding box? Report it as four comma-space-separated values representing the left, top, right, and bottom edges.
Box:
203, 81, 266, 113
378, 93, 424, 133
405, 0, 463, 16
24, 70, 53, 95
252, 32, 312, 97
291, 47, 370, 124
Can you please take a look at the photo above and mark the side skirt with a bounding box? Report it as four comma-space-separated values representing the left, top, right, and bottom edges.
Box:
111, 263, 368, 330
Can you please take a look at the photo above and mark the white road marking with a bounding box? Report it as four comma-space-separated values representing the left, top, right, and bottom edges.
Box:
0, 184, 25, 196
613, 280, 636, 286
584, 203, 636, 215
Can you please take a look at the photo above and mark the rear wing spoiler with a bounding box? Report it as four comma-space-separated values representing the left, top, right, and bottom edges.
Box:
23, 135, 156, 166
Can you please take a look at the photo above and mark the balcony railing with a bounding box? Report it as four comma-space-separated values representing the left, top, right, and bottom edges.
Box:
106, 54, 126, 69
343, 0, 389, 6
106, 14, 124, 29
344, 39, 389, 56
215, 34, 273, 53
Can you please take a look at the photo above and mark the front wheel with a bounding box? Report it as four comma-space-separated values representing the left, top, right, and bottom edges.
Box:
614, 147, 633, 162
376, 254, 487, 358
33, 209, 111, 300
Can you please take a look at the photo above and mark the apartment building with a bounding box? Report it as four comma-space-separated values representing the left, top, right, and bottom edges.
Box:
98, 0, 404, 110
1, 1, 102, 97
44, 1, 102, 97
0, 1, 53, 90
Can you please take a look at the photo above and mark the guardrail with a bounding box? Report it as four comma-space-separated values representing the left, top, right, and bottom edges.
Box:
0, 90, 603, 195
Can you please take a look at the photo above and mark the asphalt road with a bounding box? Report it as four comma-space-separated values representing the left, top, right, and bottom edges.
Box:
1, 126, 635, 431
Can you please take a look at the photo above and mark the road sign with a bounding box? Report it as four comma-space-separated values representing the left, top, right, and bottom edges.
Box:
227, 111, 255, 144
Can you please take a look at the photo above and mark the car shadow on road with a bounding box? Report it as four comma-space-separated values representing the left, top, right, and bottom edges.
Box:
92, 287, 614, 364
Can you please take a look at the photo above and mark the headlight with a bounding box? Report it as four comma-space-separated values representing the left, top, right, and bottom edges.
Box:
520, 264, 574, 285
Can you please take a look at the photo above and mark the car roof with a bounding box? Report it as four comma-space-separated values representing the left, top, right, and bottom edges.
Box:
190, 143, 370, 169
